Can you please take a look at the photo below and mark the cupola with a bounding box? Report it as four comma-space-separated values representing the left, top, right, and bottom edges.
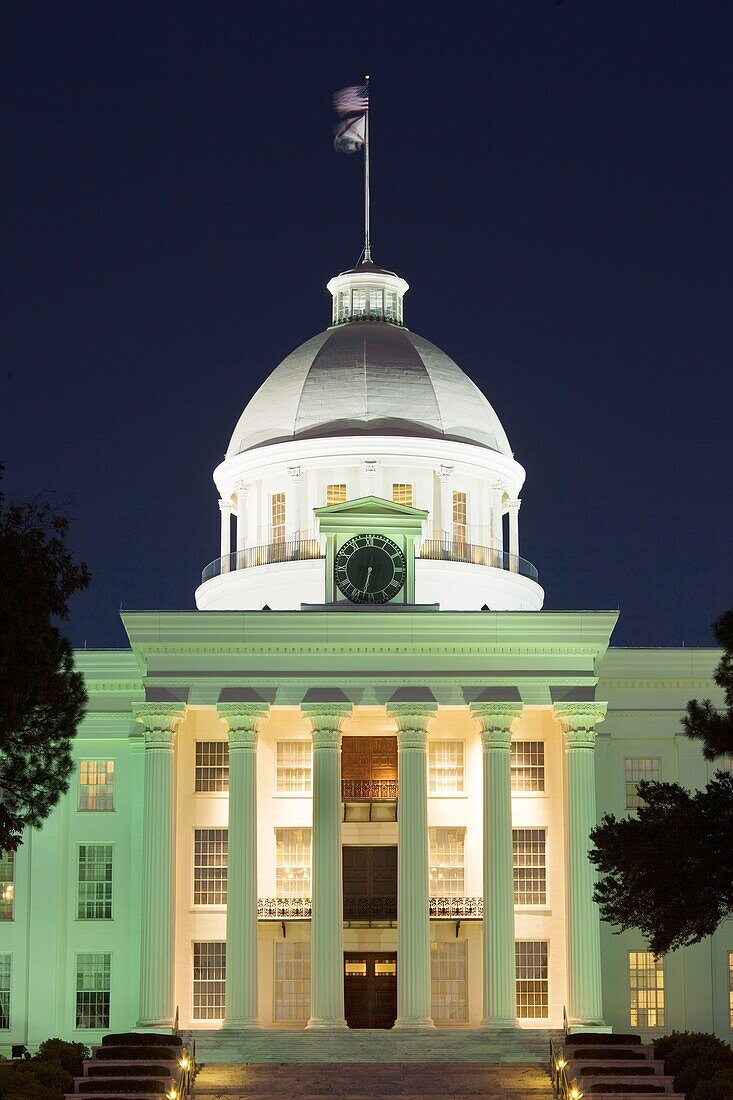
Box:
327, 260, 409, 326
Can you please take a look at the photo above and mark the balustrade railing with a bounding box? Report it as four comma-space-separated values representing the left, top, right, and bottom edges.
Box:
342, 778, 398, 800
202, 537, 323, 582
256, 896, 485, 920
258, 897, 312, 919
429, 896, 484, 918
419, 538, 538, 581
344, 896, 397, 921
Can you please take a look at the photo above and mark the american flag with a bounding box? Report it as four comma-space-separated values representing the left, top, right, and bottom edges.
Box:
333, 84, 369, 116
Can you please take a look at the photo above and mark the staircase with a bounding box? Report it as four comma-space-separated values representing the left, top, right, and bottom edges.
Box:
553, 1033, 684, 1100
65, 1032, 194, 1100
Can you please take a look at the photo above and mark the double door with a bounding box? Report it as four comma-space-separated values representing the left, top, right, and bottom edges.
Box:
344, 952, 397, 1029
343, 845, 397, 921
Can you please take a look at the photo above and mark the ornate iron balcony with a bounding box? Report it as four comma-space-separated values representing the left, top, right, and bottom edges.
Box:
342, 778, 398, 800
429, 896, 484, 918
256, 896, 484, 920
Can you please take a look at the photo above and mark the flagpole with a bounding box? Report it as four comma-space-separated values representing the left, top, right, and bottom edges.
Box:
364, 73, 371, 262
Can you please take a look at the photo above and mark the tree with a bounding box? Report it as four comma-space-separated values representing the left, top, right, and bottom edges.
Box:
0, 467, 90, 851
589, 607, 733, 955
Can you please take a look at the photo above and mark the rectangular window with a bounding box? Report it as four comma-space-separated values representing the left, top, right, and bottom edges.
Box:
729, 953, 733, 1028
511, 741, 545, 792
515, 941, 549, 1019
276, 828, 311, 898
428, 741, 464, 794
720, 754, 733, 774
0, 955, 9, 1030
75, 953, 110, 1029
194, 828, 228, 906
0, 852, 14, 920
429, 827, 465, 896
193, 942, 226, 1020
384, 290, 397, 321
625, 758, 660, 809
326, 483, 347, 506
452, 491, 467, 543
79, 760, 115, 812
77, 845, 113, 920
274, 941, 310, 1021
368, 288, 383, 316
352, 289, 366, 317
391, 483, 413, 506
629, 951, 665, 1028
431, 941, 467, 1021
271, 491, 286, 543
513, 829, 547, 906
338, 291, 350, 322
276, 741, 312, 793
195, 741, 229, 792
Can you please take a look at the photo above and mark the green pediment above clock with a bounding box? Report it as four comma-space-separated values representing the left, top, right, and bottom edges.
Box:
315, 495, 428, 533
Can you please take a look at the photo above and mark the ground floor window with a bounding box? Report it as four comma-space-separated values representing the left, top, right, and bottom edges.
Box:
431, 941, 467, 1021
193, 942, 226, 1020
0, 955, 9, 1029
75, 953, 110, 1029
274, 941, 310, 1021
629, 951, 665, 1028
515, 941, 548, 1019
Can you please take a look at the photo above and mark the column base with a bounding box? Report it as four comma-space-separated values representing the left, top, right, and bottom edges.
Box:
222, 1017, 263, 1030
479, 1017, 518, 1029
393, 1016, 436, 1030
306, 1017, 348, 1029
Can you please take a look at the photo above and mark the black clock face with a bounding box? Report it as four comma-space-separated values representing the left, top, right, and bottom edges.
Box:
334, 534, 406, 604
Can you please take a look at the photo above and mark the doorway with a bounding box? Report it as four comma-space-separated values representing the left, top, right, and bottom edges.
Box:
344, 952, 397, 1029
343, 846, 397, 921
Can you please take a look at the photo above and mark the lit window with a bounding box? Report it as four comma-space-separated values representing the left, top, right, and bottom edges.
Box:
729, 953, 733, 1028
276, 828, 311, 898
629, 951, 665, 1028
625, 758, 660, 809
193, 942, 225, 1020
276, 741, 312, 793
368, 288, 383, 316
194, 828, 228, 906
271, 492, 286, 543
384, 290, 397, 321
326, 483, 347, 506
274, 941, 310, 1021
392, 483, 413, 506
513, 829, 546, 906
452, 491, 467, 543
516, 941, 548, 1019
0, 956, 9, 1030
195, 741, 229, 792
0, 853, 14, 920
77, 845, 113, 920
428, 741, 464, 794
75, 953, 110, 1029
429, 827, 465, 896
431, 941, 467, 1021
79, 760, 115, 812
352, 289, 366, 316
338, 291, 350, 322
511, 742, 545, 792
719, 754, 733, 774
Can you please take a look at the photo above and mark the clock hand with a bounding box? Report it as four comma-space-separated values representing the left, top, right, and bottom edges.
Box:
365, 565, 373, 589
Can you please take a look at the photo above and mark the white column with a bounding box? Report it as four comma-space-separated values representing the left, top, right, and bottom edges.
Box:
507, 499, 521, 570
390, 704, 435, 1029
133, 704, 185, 1027
361, 458, 379, 499
555, 703, 608, 1028
235, 481, 249, 555
219, 703, 268, 1029
436, 465, 454, 541
490, 483, 505, 564
219, 499, 232, 572
473, 703, 522, 1028
304, 704, 349, 1029
288, 466, 302, 541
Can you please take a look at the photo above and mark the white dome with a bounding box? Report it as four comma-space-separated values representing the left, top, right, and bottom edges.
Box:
226, 321, 512, 459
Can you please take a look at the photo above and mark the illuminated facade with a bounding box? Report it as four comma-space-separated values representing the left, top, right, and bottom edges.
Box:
1, 259, 730, 1048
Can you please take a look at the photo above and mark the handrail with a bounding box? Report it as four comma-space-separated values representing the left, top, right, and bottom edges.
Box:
550, 1033, 583, 1100
202, 537, 323, 582
419, 538, 538, 580
173, 1004, 179, 1037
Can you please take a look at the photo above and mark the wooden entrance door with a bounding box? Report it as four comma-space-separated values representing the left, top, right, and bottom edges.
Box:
342, 736, 398, 800
343, 846, 397, 921
344, 953, 397, 1029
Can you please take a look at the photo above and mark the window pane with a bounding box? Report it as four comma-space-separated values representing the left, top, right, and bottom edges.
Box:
428, 741, 464, 794
513, 829, 546, 906
195, 741, 229, 792
429, 827, 465, 896
391, 483, 413, 506
276, 828, 311, 897
0, 853, 14, 920
629, 951, 665, 1028
625, 759, 660, 809
194, 829, 228, 906
515, 941, 548, 1019
272, 491, 286, 543
79, 760, 115, 811
274, 941, 310, 1021
452, 491, 467, 543
431, 941, 467, 1021
193, 942, 226, 1020
352, 289, 366, 317
276, 741, 312, 793
0, 955, 10, 1030
511, 742, 545, 792
75, 953, 110, 1029
77, 845, 113, 920
326, 483, 347, 506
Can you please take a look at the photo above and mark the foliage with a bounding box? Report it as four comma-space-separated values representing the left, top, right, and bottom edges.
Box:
0, 1059, 72, 1100
683, 609, 733, 760
653, 1033, 733, 1100
35, 1038, 89, 1076
0, 467, 90, 850
590, 771, 733, 954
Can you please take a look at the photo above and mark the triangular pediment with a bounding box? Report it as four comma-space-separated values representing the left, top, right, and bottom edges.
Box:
314, 495, 428, 520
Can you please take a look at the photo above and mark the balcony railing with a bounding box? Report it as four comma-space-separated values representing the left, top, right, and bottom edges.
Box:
258, 897, 312, 920
342, 778, 398, 800
256, 896, 485, 921
419, 539, 538, 581
344, 897, 397, 921
429, 896, 484, 919
202, 537, 323, 583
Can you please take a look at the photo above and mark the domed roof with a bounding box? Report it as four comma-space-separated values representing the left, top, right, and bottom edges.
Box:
226, 322, 512, 458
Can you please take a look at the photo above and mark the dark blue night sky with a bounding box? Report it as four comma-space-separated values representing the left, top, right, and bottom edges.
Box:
2, 1, 731, 648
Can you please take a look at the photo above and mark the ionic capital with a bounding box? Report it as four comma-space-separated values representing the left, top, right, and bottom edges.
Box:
234, 479, 250, 495
218, 703, 269, 748
133, 703, 186, 748
506, 498, 521, 514
363, 458, 379, 476
303, 704, 351, 748
554, 702, 608, 749
472, 703, 523, 750
288, 465, 302, 482
436, 464, 454, 481
218, 497, 233, 514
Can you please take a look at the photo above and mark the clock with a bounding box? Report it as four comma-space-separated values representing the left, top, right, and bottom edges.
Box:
334, 533, 406, 604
